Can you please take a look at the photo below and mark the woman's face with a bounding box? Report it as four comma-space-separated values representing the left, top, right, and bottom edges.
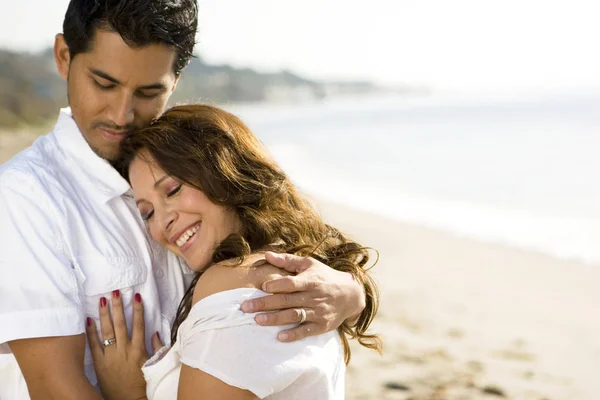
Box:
129, 150, 242, 271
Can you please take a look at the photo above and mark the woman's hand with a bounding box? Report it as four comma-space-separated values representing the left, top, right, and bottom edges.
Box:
85, 291, 161, 400
241, 252, 366, 342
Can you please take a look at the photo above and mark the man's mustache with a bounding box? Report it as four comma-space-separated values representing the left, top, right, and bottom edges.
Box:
93, 122, 136, 133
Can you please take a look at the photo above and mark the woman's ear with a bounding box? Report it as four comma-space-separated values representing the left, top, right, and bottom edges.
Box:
54, 34, 71, 81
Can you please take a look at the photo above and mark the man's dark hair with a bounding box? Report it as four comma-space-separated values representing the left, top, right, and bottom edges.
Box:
63, 0, 198, 75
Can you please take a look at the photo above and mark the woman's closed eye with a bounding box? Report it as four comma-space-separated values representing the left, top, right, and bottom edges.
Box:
141, 209, 154, 221
166, 183, 182, 197
139, 184, 180, 221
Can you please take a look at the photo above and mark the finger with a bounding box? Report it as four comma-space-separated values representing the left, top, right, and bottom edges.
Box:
277, 322, 320, 342
262, 274, 312, 294
241, 291, 312, 313
255, 307, 315, 326
110, 290, 128, 347
152, 332, 164, 354
131, 293, 146, 350
264, 252, 311, 274
98, 296, 116, 348
248, 264, 286, 288
85, 317, 104, 360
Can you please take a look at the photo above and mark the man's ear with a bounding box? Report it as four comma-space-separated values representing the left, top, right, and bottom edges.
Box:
54, 34, 71, 81
171, 74, 181, 93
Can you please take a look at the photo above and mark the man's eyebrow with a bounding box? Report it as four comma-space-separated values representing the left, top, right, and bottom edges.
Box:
89, 68, 167, 90
89, 68, 120, 84
134, 175, 170, 206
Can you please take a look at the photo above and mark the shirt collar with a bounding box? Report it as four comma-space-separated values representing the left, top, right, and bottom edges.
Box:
53, 108, 131, 203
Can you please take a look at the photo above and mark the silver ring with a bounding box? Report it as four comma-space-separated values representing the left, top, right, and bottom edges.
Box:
102, 338, 117, 348
297, 308, 307, 324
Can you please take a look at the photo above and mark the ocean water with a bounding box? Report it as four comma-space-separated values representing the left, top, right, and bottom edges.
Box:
231, 90, 600, 265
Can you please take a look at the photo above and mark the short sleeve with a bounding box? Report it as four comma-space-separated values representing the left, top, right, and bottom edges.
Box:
181, 323, 316, 398
0, 170, 83, 352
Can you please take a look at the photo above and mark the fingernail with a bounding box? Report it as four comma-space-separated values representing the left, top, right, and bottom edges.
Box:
156, 332, 160, 341
242, 301, 255, 312
135, 293, 142, 303
279, 332, 290, 341
256, 314, 268, 324
261, 282, 270, 292
100, 297, 107, 307
87, 317, 92, 327
112, 290, 120, 299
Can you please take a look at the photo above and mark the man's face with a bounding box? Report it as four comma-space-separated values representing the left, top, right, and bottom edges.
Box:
54, 29, 180, 161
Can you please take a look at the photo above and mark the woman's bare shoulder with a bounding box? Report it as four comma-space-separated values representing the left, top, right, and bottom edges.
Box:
191, 253, 293, 306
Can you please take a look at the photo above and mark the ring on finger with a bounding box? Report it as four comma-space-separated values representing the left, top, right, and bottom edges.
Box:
297, 308, 307, 324
102, 338, 117, 348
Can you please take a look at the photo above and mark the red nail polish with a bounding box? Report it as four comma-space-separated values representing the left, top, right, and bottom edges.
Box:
135, 293, 142, 303
112, 290, 120, 299
87, 317, 92, 327
100, 297, 107, 307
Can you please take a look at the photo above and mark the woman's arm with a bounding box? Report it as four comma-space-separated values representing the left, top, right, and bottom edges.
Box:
175, 260, 309, 399
178, 365, 257, 400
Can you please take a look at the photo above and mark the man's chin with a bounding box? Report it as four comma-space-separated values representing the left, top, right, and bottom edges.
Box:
89, 143, 121, 162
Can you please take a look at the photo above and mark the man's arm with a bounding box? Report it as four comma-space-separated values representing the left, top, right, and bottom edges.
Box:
241, 252, 366, 342
0, 171, 93, 396
9, 335, 102, 400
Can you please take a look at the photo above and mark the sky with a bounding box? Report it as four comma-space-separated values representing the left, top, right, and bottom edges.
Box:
1, 0, 599, 93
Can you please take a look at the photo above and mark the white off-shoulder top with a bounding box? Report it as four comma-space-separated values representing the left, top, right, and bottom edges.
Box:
142, 288, 345, 399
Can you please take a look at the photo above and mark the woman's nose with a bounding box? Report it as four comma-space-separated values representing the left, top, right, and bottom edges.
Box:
162, 209, 178, 237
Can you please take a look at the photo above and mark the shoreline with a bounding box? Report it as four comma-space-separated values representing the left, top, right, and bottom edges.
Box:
304, 190, 600, 269
313, 198, 600, 400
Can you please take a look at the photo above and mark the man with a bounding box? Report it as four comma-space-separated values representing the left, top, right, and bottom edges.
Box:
0, 1, 366, 399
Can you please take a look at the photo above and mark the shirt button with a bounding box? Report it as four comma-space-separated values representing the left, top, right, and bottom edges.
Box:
156, 269, 165, 279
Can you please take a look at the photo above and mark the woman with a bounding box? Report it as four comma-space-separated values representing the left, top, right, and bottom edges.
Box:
86, 104, 380, 399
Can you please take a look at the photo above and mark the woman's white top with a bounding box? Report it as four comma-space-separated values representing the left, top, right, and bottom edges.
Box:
142, 288, 345, 399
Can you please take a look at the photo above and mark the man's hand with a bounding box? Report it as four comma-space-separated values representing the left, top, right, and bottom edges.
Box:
241, 251, 366, 342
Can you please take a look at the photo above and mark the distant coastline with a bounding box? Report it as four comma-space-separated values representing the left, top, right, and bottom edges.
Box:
0, 47, 424, 129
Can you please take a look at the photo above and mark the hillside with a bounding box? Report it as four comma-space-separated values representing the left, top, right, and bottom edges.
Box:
0, 48, 384, 129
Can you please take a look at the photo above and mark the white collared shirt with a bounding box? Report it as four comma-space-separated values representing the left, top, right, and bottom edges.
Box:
0, 108, 191, 399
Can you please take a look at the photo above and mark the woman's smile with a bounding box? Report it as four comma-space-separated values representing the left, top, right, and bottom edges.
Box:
173, 222, 201, 252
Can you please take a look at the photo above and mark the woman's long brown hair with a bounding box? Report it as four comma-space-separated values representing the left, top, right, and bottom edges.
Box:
119, 104, 381, 363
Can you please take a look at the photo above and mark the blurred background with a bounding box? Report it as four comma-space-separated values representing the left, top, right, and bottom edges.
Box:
1, 1, 600, 399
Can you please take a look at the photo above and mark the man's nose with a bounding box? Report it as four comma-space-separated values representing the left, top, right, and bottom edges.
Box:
110, 91, 135, 128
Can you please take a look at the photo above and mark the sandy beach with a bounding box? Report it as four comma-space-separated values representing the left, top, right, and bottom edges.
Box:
316, 200, 600, 400
2, 131, 599, 400
0, 129, 45, 164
